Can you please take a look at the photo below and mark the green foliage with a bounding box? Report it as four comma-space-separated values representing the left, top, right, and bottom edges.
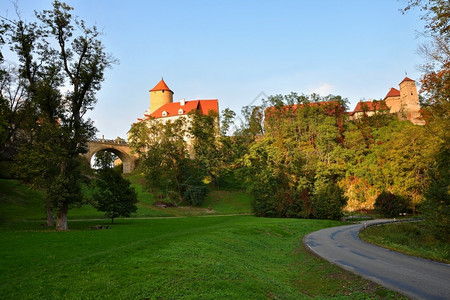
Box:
312, 182, 348, 220
184, 185, 209, 206
92, 169, 138, 223
1, 0, 115, 230
240, 94, 349, 219
342, 118, 438, 212
374, 192, 409, 218
129, 117, 208, 206
188, 110, 220, 184
93, 150, 118, 170
422, 147, 450, 241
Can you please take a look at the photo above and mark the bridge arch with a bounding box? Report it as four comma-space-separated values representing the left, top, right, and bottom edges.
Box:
85, 140, 138, 173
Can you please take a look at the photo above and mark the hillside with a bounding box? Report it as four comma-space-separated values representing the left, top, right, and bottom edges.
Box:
0, 175, 253, 222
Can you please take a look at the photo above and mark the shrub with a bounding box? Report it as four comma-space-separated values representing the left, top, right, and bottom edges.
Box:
422, 147, 450, 241
183, 185, 209, 206
374, 191, 409, 217
312, 182, 348, 220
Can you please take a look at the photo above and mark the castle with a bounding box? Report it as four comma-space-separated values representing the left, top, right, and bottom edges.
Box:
132, 78, 219, 148
349, 77, 424, 125
136, 78, 218, 123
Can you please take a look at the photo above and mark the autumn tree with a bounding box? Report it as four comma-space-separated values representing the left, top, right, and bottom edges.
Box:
403, 0, 450, 239
1, 1, 115, 230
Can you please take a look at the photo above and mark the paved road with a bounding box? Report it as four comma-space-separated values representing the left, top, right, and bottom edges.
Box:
303, 220, 450, 300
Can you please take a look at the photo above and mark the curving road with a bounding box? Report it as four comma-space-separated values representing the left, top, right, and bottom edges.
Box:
303, 220, 450, 300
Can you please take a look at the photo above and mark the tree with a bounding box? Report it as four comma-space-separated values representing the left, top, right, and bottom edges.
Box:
312, 181, 348, 220
402, 0, 450, 37
422, 147, 450, 241
94, 150, 118, 170
188, 110, 220, 184
403, 0, 450, 240
0, 66, 33, 163
239, 93, 349, 218
1, 1, 115, 230
128, 117, 209, 206
374, 191, 409, 218
92, 168, 137, 223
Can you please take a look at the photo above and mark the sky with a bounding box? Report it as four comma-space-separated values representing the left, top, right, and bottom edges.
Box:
1, 0, 427, 139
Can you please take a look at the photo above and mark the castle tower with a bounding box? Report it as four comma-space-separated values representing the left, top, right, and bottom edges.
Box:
149, 78, 174, 114
399, 77, 423, 124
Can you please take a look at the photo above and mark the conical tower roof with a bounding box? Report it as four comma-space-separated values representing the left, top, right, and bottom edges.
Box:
400, 77, 414, 84
150, 78, 173, 93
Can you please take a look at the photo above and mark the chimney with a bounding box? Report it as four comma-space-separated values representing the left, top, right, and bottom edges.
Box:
180, 98, 185, 106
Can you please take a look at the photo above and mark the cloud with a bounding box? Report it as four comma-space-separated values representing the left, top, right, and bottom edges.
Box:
311, 83, 334, 96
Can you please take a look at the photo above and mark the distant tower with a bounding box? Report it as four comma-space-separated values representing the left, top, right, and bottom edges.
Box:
399, 77, 419, 110
399, 77, 423, 124
149, 78, 174, 114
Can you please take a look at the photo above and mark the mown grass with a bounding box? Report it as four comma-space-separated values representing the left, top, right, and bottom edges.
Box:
0, 216, 403, 299
360, 221, 450, 263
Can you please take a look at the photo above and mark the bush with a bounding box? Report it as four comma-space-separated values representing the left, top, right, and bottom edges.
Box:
422, 147, 450, 241
374, 191, 409, 218
312, 182, 347, 220
248, 171, 303, 218
215, 168, 244, 190
183, 185, 209, 206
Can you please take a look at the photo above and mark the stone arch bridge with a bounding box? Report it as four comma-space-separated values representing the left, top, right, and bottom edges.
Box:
84, 137, 138, 173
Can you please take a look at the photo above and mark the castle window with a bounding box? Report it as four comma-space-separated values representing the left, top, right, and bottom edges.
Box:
162, 111, 168, 117
178, 109, 184, 115
411, 92, 413, 95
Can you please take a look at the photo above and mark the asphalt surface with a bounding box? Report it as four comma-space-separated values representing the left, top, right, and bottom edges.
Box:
303, 220, 450, 300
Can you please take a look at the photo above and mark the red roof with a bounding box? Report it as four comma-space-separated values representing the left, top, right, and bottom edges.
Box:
150, 79, 173, 93
148, 99, 218, 119
384, 87, 400, 99
400, 77, 414, 84
352, 100, 388, 113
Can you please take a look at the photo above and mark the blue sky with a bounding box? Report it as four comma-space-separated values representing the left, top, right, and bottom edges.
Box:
1, 0, 426, 138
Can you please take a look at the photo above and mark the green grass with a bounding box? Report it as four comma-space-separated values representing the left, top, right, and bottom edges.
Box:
1, 176, 253, 222
0, 179, 46, 222
0, 216, 403, 299
360, 221, 450, 263
201, 189, 252, 214
125, 172, 253, 217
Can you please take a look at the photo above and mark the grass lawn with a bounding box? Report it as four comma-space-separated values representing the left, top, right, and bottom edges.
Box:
0, 178, 405, 298
126, 173, 253, 217
0, 177, 252, 222
360, 221, 450, 263
0, 216, 403, 299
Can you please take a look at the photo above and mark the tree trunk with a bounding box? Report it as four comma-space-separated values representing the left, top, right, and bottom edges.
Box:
56, 204, 68, 231
46, 206, 54, 227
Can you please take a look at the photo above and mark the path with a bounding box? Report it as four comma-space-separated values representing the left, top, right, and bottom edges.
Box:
303, 220, 450, 300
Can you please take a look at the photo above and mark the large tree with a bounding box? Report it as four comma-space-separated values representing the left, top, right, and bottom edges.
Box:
1, 1, 115, 230
403, 0, 450, 239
